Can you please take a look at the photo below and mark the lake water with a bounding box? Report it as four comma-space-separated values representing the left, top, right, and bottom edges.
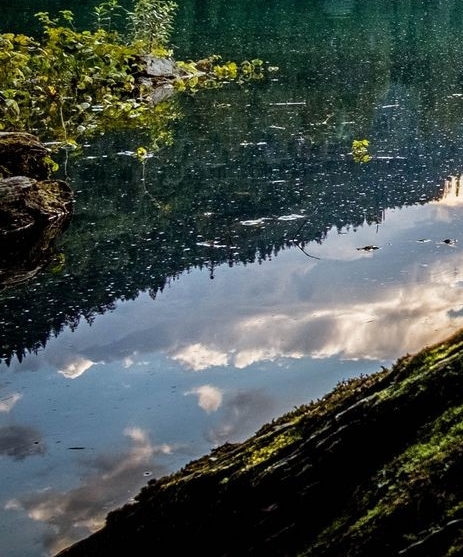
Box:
3, 0, 463, 555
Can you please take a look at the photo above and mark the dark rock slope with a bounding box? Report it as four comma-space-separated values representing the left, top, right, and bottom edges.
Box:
56, 329, 463, 557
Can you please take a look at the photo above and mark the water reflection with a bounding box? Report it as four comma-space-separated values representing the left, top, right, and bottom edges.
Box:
440, 174, 463, 206
4, 1, 463, 555
5, 0, 463, 364
0, 425, 44, 459
19, 197, 463, 376
5, 426, 172, 555
323, 0, 355, 18
4, 194, 463, 555
0, 123, 453, 365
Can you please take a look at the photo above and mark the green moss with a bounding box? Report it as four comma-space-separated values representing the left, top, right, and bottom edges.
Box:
326, 405, 463, 547
243, 429, 303, 470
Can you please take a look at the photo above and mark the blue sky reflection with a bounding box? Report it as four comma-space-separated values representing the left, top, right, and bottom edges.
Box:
3, 186, 463, 554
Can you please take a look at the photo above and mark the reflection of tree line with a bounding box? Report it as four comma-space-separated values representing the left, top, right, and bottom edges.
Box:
0, 129, 450, 365
442, 175, 463, 202
0, 95, 457, 366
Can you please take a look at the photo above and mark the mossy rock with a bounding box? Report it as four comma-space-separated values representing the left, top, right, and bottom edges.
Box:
0, 131, 55, 180
56, 329, 463, 557
0, 132, 72, 235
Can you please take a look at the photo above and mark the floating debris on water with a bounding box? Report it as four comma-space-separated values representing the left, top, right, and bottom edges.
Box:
277, 214, 305, 221
240, 218, 269, 226
269, 101, 306, 106
196, 241, 228, 248
357, 245, 380, 251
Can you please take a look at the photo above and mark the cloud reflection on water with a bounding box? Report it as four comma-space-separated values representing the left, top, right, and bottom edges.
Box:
185, 384, 224, 412
5, 426, 174, 556
21, 200, 463, 375
3, 194, 463, 555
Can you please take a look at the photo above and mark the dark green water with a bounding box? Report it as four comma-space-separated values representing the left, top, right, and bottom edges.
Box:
3, 1, 463, 555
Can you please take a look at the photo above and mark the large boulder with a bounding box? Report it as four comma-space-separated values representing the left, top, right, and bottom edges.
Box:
0, 132, 73, 290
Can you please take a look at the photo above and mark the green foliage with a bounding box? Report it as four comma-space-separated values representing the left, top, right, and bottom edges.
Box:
0, 8, 160, 147
93, 0, 121, 32
352, 139, 372, 163
127, 0, 178, 52
174, 56, 264, 93
0, 0, 264, 152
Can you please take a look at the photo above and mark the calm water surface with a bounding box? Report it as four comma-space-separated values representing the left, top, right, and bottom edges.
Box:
3, 1, 463, 555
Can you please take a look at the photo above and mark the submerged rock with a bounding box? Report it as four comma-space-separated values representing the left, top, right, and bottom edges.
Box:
56, 328, 463, 556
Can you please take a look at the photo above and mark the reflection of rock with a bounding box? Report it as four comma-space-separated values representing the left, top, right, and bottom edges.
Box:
149, 83, 176, 104
56, 328, 463, 557
0, 132, 73, 290
138, 55, 202, 104
0, 177, 72, 291
0, 208, 71, 291
0, 176, 72, 234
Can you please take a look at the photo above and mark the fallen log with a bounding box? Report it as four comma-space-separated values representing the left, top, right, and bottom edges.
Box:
56, 328, 463, 557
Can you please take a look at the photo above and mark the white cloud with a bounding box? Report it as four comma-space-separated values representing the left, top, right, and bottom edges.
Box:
0, 393, 22, 413
172, 343, 229, 371
185, 385, 223, 413
57, 357, 97, 379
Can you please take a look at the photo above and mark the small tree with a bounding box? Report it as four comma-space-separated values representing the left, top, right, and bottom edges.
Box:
127, 0, 178, 52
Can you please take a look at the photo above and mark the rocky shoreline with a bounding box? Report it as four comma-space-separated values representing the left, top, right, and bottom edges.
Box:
0, 132, 72, 292
56, 328, 463, 556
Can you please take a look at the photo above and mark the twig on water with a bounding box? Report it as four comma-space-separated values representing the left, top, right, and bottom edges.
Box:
292, 217, 321, 260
